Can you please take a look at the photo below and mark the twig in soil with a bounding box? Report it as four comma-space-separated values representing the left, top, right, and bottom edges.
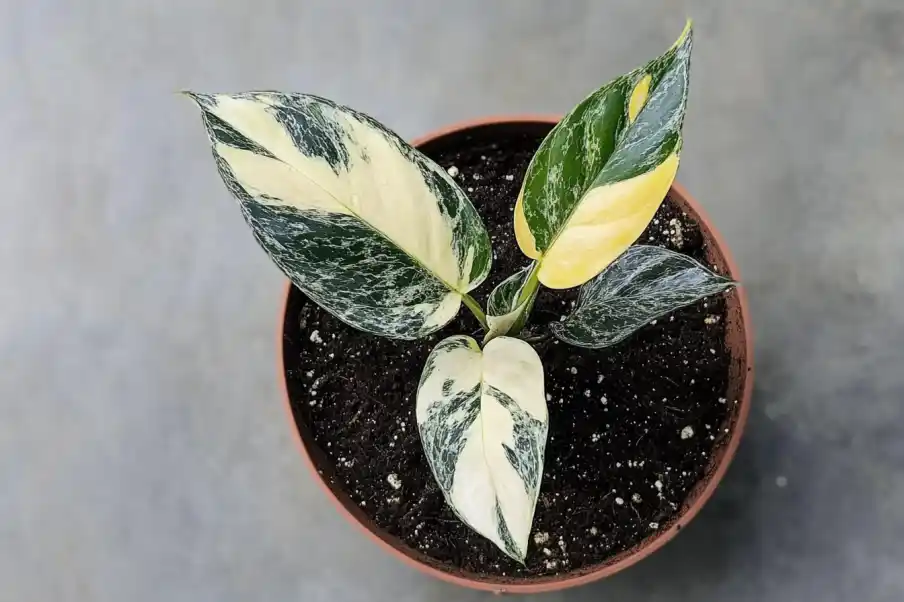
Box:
347, 405, 365, 426
353, 384, 382, 407
423, 516, 460, 525
630, 503, 642, 522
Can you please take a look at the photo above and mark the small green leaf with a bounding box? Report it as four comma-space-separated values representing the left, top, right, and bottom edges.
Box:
550, 245, 736, 348
186, 92, 491, 339
485, 264, 537, 341
416, 335, 548, 562
515, 21, 693, 289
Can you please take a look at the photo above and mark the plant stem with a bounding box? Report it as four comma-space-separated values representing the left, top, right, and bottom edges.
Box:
517, 262, 542, 306
462, 293, 488, 331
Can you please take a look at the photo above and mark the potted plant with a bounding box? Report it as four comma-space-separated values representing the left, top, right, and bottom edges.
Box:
185, 20, 753, 593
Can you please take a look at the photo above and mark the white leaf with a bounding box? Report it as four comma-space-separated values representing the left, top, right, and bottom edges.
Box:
416, 336, 548, 561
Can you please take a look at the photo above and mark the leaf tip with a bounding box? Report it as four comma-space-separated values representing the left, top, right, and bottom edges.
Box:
179, 90, 215, 111
675, 18, 694, 49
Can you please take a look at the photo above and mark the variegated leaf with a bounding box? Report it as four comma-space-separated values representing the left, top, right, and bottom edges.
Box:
416, 335, 548, 562
186, 92, 491, 339
550, 245, 736, 348
515, 21, 693, 289
485, 264, 537, 341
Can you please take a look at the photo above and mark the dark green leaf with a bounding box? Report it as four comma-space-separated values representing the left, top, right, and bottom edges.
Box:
550, 245, 736, 348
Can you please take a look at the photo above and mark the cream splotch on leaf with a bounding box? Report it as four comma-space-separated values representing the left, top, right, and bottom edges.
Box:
187, 92, 491, 339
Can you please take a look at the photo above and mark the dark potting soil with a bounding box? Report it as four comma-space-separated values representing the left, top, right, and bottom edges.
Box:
283, 127, 734, 578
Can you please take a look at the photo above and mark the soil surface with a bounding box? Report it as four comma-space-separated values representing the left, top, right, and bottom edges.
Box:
283, 127, 734, 578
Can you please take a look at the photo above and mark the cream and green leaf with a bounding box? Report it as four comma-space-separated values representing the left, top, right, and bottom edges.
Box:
551, 245, 735, 348
416, 335, 548, 562
186, 92, 491, 339
485, 264, 538, 341
515, 21, 693, 289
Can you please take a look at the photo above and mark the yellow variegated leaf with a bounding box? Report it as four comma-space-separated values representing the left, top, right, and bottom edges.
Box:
513, 190, 540, 259
416, 335, 548, 562
537, 153, 679, 289
517, 21, 693, 290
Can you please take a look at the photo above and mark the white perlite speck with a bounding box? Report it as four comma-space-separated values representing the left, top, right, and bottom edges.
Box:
632, 493, 642, 503
704, 314, 720, 325
654, 480, 663, 491
597, 375, 604, 383
649, 522, 660, 530
386, 473, 402, 490
546, 393, 552, 401
446, 165, 459, 177
504, 174, 514, 181
589, 526, 598, 535
615, 497, 624, 505
776, 475, 788, 488
570, 367, 578, 375
584, 389, 591, 397
681, 426, 695, 439
534, 531, 550, 545
669, 218, 684, 248
309, 330, 323, 344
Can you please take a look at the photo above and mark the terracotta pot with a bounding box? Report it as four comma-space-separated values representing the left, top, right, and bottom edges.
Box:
278, 117, 754, 594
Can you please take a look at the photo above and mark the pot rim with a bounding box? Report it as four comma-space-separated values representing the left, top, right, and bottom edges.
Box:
277, 115, 754, 594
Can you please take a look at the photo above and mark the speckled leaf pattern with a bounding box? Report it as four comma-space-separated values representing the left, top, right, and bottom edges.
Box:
186, 92, 491, 339
550, 245, 736, 348
515, 22, 693, 289
485, 264, 537, 341
416, 335, 548, 562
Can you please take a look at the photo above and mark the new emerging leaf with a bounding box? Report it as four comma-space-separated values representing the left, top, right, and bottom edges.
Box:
416, 335, 548, 562
186, 92, 491, 339
551, 245, 736, 348
485, 264, 538, 341
515, 21, 693, 289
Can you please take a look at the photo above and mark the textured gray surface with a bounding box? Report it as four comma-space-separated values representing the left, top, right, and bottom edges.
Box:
2, 0, 904, 600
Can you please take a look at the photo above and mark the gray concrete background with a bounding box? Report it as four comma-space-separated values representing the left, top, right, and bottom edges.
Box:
2, 0, 903, 600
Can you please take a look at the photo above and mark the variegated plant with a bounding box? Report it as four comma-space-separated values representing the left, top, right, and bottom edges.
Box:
186, 21, 736, 563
